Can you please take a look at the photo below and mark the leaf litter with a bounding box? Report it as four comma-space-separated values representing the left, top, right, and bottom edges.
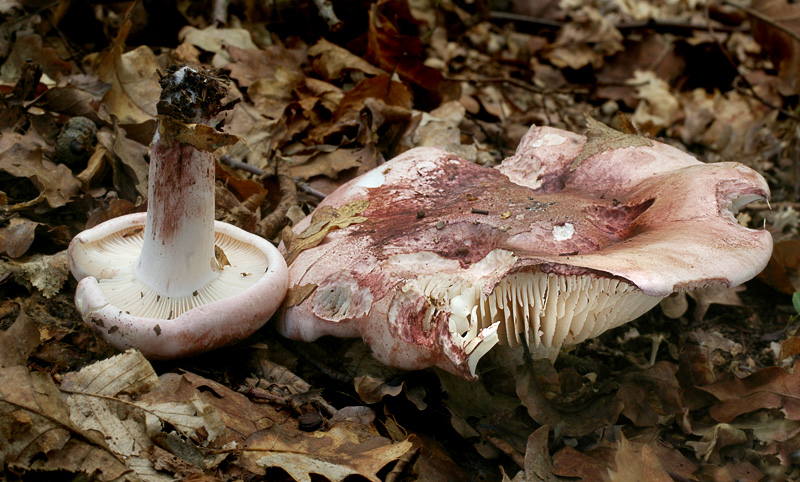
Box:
1, 0, 800, 480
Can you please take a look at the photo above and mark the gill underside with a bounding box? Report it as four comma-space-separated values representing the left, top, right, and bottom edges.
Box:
405, 271, 661, 375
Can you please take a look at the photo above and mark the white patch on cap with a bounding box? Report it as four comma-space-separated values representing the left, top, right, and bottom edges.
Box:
355, 169, 385, 188
531, 132, 567, 148
552, 223, 575, 241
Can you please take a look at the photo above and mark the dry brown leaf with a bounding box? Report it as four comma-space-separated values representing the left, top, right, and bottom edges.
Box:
686, 423, 747, 464
779, 336, 800, 361
516, 359, 623, 437
308, 38, 385, 81
757, 238, 800, 294
225, 45, 306, 88
570, 117, 652, 172
628, 70, 682, 134
247, 67, 306, 119
700, 360, 800, 422
687, 284, 746, 322
338, 74, 413, 112
289, 145, 377, 180
694, 461, 763, 482
0, 135, 81, 209
92, 19, 160, 124
366, 0, 459, 108
0, 33, 71, 83
606, 435, 673, 482
140, 371, 280, 444
750, 0, 800, 96
41, 84, 105, 123
411, 101, 479, 162
239, 421, 412, 482
61, 350, 161, 444
0, 217, 37, 258
0, 251, 70, 298
354, 374, 427, 410
551, 446, 606, 482
96, 122, 151, 202
543, 6, 623, 70
0, 309, 40, 367
177, 25, 258, 67
0, 365, 73, 466
617, 361, 684, 427
596, 33, 685, 107
506, 427, 567, 482
32, 438, 136, 482
282, 199, 370, 265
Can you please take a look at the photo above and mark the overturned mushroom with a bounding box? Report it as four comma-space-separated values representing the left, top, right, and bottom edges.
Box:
278, 124, 772, 380
69, 66, 288, 359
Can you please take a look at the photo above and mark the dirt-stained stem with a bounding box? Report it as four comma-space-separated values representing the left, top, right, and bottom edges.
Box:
134, 66, 229, 297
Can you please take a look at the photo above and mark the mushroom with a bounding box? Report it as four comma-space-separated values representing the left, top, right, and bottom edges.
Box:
68, 66, 288, 359
278, 124, 772, 379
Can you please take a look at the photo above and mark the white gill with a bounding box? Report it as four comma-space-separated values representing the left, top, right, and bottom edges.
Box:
83, 229, 269, 319
408, 271, 662, 373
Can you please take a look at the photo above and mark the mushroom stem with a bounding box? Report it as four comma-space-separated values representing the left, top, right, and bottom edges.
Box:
134, 66, 230, 298
135, 123, 219, 297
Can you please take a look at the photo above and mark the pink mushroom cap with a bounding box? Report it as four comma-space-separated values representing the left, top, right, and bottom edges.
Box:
278, 125, 773, 379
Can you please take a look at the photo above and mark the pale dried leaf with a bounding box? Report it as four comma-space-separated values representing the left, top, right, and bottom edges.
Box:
0, 309, 40, 367
178, 25, 258, 67
606, 436, 673, 482
61, 350, 170, 482
0, 136, 81, 208
141, 394, 227, 447
241, 422, 412, 482
0, 251, 70, 298
93, 20, 160, 124
0, 366, 72, 464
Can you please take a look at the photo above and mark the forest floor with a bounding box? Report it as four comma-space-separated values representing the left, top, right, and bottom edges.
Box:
1, 0, 800, 481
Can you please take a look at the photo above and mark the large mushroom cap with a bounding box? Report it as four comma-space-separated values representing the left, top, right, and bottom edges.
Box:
69, 213, 288, 359
279, 125, 772, 379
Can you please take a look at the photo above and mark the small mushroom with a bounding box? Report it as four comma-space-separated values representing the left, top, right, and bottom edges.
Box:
69, 66, 288, 359
278, 125, 772, 379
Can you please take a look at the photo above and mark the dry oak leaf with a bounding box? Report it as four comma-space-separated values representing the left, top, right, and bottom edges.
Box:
92, 18, 160, 124
225, 44, 306, 88
0, 136, 81, 209
617, 360, 684, 427
516, 359, 623, 437
757, 238, 800, 294
308, 38, 385, 82
140, 371, 281, 444
0, 250, 70, 298
366, 0, 459, 107
0, 310, 40, 368
0, 350, 132, 481
177, 25, 258, 67
750, 0, 800, 96
504, 427, 568, 482
239, 421, 412, 482
606, 435, 673, 482
0, 365, 72, 465
96, 122, 151, 202
700, 360, 800, 423
282, 199, 369, 265
570, 116, 652, 172
686, 283, 746, 322
0, 218, 38, 258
